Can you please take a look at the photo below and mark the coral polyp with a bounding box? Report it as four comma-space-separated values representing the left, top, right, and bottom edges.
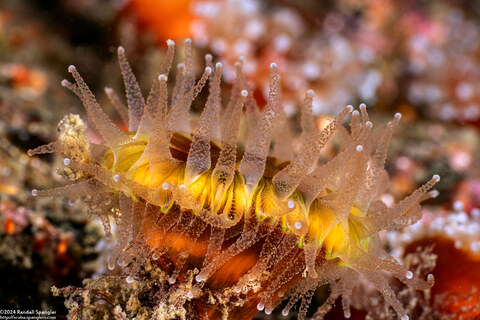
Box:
29, 39, 438, 319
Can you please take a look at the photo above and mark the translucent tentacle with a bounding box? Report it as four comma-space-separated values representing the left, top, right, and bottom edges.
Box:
360, 175, 440, 235
281, 279, 318, 319
68, 65, 132, 150
66, 160, 130, 193
235, 225, 282, 290
196, 225, 262, 282
27, 142, 63, 156
303, 240, 319, 278
210, 89, 247, 210
185, 62, 222, 186
360, 113, 401, 209
135, 74, 169, 140
61, 79, 81, 98
31, 178, 106, 198
358, 268, 408, 319
167, 66, 211, 135
170, 217, 207, 283
183, 38, 195, 96
350, 109, 361, 138
117, 47, 146, 131
260, 249, 304, 307
271, 98, 295, 162
272, 105, 353, 200
116, 174, 172, 207
160, 39, 175, 75
239, 63, 280, 192
221, 60, 244, 138
104, 87, 129, 127
202, 227, 225, 269
301, 89, 317, 140
172, 63, 185, 107
108, 193, 134, 270
359, 103, 370, 123
298, 142, 356, 207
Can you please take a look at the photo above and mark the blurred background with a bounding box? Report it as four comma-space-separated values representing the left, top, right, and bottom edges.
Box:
0, 0, 480, 319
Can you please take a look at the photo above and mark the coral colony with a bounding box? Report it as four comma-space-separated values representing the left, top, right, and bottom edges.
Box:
29, 39, 439, 319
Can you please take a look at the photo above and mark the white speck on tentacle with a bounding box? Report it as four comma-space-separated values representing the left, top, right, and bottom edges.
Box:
287, 200, 295, 209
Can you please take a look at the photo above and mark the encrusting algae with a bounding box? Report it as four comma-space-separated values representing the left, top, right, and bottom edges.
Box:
29, 39, 439, 319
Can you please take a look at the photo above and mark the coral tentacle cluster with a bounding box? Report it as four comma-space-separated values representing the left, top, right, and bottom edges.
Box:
30, 39, 438, 319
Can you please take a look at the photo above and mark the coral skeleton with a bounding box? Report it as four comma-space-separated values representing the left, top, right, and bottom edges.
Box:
30, 39, 438, 319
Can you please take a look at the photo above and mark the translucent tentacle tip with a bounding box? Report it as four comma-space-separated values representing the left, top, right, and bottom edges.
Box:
427, 274, 434, 283
356, 145, 363, 152
352, 110, 359, 117
195, 274, 206, 282
429, 190, 440, 198
256, 303, 264, 311
168, 277, 176, 284
282, 309, 289, 316
117, 46, 125, 54
162, 183, 169, 190
187, 291, 194, 299
307, 89, 315, 97
294, 221, 303, 230
241, 89, 248, 97
107, 259, 116, 271
394, 112, 402, 120
158, 74, 167, 81
126, 275, 135, 283
113, 174, 120, 182
68, 65, 76, 72
344, 309, 351, 318
270, 62, 278, 69
166, 39, 175, 46
61, 79, 69, 87
406, 270, 413, 279
287, 200, 295, 209
205, 67, 212, 75
215, 62, 222, 69
63, 158, 71, 166
345, 105, 354, 112
401, 315, 409, 320
433, 174, 441, 182
31, 189, 38, 197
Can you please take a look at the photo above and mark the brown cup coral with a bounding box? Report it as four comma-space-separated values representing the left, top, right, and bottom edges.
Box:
29, 39, 438, 319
